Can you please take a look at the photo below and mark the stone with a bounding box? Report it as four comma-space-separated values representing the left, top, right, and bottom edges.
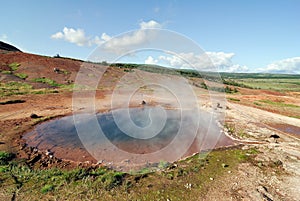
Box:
30, 113, 39, 119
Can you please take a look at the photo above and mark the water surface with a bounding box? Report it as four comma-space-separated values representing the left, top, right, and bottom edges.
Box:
24, 107, 235, 168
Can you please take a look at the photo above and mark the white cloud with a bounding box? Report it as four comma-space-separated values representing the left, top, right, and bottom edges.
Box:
51, 27, 93, 46
139, 20, 162, 29
145, 56, 158, 65
259, 57, 300, 74
51, 20, 162, 49
206, 52, 234, 68
100, 20, 162, 54
156, 51, 248, 72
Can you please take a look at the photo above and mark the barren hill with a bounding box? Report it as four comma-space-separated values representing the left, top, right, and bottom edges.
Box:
0, 41, 21, 52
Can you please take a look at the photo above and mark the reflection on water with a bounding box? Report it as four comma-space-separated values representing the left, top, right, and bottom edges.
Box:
24, 107, 235, 167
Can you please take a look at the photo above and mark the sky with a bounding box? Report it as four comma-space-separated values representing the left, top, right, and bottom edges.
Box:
1, 0, 300, 73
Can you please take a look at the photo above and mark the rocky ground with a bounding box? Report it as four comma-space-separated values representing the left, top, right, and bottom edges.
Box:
205, 103, 300, 201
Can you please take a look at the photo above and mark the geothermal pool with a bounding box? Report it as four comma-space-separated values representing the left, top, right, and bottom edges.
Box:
24, 107, 235, 168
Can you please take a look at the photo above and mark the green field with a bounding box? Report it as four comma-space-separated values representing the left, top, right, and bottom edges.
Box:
219, 73, 300, 92
234, 78, 300, 91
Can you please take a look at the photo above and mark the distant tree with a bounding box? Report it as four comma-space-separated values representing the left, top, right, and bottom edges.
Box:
101, 61, 108, 66
54, 54, 61, 58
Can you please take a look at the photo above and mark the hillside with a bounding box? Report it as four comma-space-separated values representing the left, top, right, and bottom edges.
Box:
0, 41, 21, 52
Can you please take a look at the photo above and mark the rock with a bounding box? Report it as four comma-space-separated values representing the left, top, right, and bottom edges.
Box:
45, 149, 53, 156
184, 183, 192, 189
141, 100, 146, 105
53, 67, 60, 73
270, 134, 280, 139
222, 163, 229, 168
33, 147, 38, 153
257, 162, 263, 167
97, 160, 104, 165
30, 113, 39, 119
28, 153, 41, 164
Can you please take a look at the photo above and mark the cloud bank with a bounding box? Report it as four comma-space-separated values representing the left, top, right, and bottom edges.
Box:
51, 21, 299, 74
144, 51, 249, 72
258, 57, 300, 74
51, 20, 162, 49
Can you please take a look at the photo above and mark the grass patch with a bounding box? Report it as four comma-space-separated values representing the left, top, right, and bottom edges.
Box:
0, 151, 14, 165
15, 73, 28, 79
259, 100, 300, 108
253, 102, 262, 106
32, 78, 61, 87
31, 89, 59, 95
0, 82, 61, 97
0, 147, 256, 200
0, 81, 33, 97
9, 62, 20, 71
228, 97, 240, 102
1, 70, 12, 74
32, 116, 55, 124
233, 78, 300, 92
41, 184, 54, 193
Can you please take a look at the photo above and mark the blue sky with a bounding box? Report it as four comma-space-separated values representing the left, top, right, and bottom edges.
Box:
1, 0, 300, 73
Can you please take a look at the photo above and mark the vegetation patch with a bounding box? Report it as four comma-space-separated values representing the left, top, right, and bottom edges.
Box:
15, 73, 28, 79
41, 184, 55, 193
9, 62, 20, 71
228, 97, 240, 102
253, 102, 262, 106
1, 70, 12, 74
0, 147, 257, 200
0, 151, 14, 165
32, 77, 61, 87
209, 86, 238, 93
259, 100, 300, 108
222, 79, 253, 89
0, 81, 33, 97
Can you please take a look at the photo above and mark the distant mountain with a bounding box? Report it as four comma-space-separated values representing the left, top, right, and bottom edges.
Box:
0, 41, 21, 52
